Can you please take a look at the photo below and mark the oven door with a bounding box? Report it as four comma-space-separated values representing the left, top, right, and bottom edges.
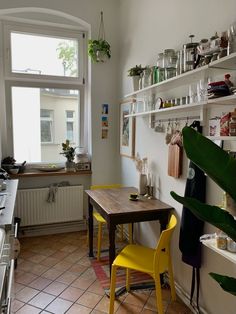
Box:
0, 259, 14, 314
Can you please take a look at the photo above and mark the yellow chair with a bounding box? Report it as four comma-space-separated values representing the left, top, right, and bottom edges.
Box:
90, 185, 133, 261
109, 214, 177, 314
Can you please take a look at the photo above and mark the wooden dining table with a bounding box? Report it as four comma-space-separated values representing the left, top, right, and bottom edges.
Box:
85, 187, 174, 271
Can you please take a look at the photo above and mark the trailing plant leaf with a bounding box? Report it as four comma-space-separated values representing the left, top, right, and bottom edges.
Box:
209, 273, 236, 296
182, 126, 236, 202
170, 192, 236, 242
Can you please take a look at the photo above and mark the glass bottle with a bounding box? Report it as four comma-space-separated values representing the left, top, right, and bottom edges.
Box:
156, 53, 165, 82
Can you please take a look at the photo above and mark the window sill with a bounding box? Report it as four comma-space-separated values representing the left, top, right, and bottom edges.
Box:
9, 169, 92, 178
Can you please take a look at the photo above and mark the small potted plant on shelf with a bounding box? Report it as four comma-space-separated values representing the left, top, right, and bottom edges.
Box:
60, 140, 76, 172
128, 64, 145, 91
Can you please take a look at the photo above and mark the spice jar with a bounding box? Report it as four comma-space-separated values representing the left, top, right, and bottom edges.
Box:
216, 231, 227, 250
229, 113, 236, 136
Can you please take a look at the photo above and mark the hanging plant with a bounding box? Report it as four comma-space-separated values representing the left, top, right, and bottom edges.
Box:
88, 12, 111, 63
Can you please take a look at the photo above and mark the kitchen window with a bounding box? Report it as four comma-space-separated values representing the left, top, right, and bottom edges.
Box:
2, 21, 87, 164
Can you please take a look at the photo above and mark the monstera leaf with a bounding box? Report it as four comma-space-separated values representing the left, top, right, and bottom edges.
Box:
170, 192, 236, 242
182, 126, 236, 202
171, 126, 236, 297
209, 273, 236, 296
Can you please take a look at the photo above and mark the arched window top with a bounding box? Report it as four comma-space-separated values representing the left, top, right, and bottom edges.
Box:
0, 7, 90, 31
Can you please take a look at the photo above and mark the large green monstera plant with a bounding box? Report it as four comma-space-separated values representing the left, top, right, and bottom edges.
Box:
171, 126, 236, 296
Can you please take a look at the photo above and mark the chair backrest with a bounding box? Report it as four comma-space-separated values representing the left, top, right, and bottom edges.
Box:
153, 214, 177, 275
91, 184, 122, 190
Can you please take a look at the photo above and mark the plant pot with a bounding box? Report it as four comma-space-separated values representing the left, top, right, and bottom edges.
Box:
132, 76, 140, 91
65, 161, 75, 172
96, 50, 108, 63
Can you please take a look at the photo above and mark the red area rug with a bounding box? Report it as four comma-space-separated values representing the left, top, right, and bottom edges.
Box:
91, 254, 155, 296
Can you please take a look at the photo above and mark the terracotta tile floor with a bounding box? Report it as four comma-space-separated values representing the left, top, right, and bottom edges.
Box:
12, 231, 192, 313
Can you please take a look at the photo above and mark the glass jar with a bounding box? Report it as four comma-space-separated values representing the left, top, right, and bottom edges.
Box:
142, 66, 152, 88
156, 53, 165, 82
211, 52, 219, 62
216, 231, 227, 250
164, 49, 176, 68
227, 237, 236, 252
227, 22, 236, 54
176, 50, 184, 75
229, 113, 236, 136
164, 49, 177, 80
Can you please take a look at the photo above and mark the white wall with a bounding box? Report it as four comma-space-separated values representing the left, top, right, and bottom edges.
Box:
118, 1, 236, 313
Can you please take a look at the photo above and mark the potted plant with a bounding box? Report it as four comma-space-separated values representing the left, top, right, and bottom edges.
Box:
88, 39, 111, 63
88, 12, 111, 63
128, 64, 145, 91
171, 126, 236, 296
60, 140, 76, 172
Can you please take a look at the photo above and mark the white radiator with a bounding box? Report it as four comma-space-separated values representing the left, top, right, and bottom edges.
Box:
14, 185, 83, 227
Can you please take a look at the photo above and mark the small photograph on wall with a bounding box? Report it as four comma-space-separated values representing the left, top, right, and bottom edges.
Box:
101, 116, 108, 127
101, 128, 108, 139
102, 104, 109, 115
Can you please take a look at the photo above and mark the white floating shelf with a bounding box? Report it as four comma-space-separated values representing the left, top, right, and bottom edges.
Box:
124, 52, 236, 99
125, 102, 205, 118
125, 95, 236, 118
202, 239, 236, 264
207, 136, 236, 141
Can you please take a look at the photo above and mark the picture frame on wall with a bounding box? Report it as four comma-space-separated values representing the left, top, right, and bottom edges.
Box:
120, 100, 135, 158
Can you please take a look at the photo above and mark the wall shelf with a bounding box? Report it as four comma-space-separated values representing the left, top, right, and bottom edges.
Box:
125, 52, 236, 99
125, 94, 236, 119
201, 239, 236, 264
207, 135, 236, 141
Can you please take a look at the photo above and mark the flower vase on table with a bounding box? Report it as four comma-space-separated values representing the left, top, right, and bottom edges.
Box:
139, 173, 147, 195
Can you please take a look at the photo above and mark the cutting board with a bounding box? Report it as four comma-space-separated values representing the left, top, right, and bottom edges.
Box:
168, 144, 182, 178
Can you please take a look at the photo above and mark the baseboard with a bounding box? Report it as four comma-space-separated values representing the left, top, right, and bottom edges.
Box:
19, 220, 87, 237
175, 281, 208, 314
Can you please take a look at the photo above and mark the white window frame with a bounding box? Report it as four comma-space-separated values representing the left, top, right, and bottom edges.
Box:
1, 20, 87, 164
3, 21, 85, 84
40, 109, 54, 144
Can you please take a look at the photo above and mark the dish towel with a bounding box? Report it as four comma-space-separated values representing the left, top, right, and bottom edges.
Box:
47, 181, 70, 203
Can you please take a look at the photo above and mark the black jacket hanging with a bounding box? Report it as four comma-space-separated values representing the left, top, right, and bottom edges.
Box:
179, 121, 206, 312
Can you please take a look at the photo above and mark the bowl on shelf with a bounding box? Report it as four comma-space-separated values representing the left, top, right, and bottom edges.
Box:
9, 168, 19, 174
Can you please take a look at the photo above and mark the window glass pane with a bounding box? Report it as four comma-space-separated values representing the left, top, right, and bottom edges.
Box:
66, 122, 74, 142
66, 110, 74, 119
11, 32, 78, 77
41, 120, 52, 143
11, 87, 80, 163
41, 109, 51, 118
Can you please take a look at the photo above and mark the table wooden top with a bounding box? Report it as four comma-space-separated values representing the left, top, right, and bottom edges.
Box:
85, 187, 173, 217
